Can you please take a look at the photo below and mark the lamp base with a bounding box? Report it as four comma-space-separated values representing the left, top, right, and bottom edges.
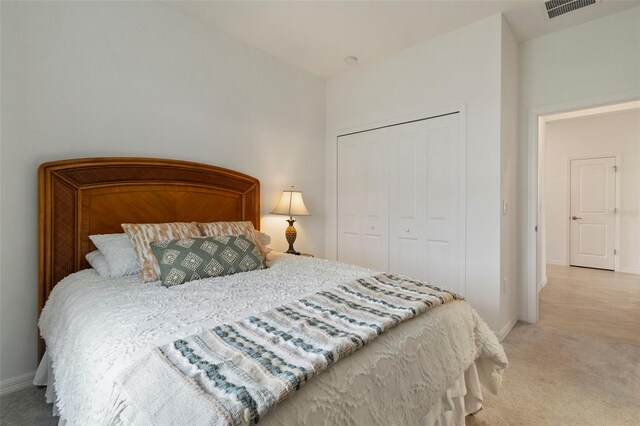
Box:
285, 219, 300, 255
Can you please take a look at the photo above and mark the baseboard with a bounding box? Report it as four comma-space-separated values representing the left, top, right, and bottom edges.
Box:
497, 317, 518, 342
619, 267, 640, 275
538, 277, 548, 290
0, 371, 35, 396
546, 259, 566, 266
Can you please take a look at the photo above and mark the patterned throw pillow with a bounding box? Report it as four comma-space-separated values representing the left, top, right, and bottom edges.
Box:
149, 235, 266, 287
121, 222, 202, 282
196, 221, 267, 259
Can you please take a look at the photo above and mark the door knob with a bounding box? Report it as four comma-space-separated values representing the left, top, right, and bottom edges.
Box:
405, 228, 410, 232
370, 226, 375, 230
571, 216, 582, 220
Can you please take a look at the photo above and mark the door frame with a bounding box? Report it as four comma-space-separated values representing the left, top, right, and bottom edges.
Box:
565, 154, 621, 271
333, 102, 467, 296
526, 91, 639, 324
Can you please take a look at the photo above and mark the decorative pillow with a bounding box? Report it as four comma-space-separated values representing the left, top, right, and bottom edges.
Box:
150, 235, 266, 287
197, 221, 267, 258
89, 233, 141, 278
85, 250, 111, 277
254, 231, 273, 254
121, 222, 202, 282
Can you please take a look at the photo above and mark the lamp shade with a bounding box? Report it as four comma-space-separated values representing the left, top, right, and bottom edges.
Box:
271, 186, 310, 217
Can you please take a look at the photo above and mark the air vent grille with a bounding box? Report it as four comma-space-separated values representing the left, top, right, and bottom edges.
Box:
545, 0, 596, 18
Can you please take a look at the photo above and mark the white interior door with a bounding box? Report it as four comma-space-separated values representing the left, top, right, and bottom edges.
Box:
388, 114, 462, 293
337, 130, 389, 271
337, 137, 363, 267
338, 113, 463, 294
569, 157, 616, 270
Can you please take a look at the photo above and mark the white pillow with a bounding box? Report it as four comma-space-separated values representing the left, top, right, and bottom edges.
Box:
254, 231, 273, 254
85, 250, 111, 276
89, 233, 141, 277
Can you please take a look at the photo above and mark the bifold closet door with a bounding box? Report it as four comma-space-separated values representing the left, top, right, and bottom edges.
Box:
337, 113, 463, 294
388, 114, 462, 294
337, 129, 389, 271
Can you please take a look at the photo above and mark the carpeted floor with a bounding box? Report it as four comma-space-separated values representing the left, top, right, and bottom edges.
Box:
468, 322, 640, 426
0, 387, 56, 426
1, 322, 638, 425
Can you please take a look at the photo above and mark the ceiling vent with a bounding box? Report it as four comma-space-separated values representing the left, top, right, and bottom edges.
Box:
544, 0, 597, 19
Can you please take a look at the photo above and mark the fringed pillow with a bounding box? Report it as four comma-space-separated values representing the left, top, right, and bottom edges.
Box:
122, 222, 202, 282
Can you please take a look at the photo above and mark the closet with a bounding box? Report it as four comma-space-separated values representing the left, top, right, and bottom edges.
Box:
337, 113, 465, 294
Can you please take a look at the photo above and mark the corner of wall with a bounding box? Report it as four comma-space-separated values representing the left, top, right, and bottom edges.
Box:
499, 13, 520, 328
497, 316, 519, 341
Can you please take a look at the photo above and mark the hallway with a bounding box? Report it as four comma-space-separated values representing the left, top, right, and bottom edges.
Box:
540, 265, 640, 345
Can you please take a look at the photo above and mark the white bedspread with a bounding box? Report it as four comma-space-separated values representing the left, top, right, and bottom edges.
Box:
39, 253, 506, 425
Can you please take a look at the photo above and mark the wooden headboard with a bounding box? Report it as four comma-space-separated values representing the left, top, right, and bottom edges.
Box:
38, 157, 260, 355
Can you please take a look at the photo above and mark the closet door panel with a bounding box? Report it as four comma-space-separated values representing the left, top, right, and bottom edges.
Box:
394, 237, 422, 279
395, 132, 419, 236
337, 131, 389, 271
337, 139, 362, 266
338, 112, 463, 294
426, 127, 449, 222
389, 130, 423, 277
361, 137, 389, 270
425, 239, 449, 286
423, 115, 461, 291
339, 233, 361, 266
362, 234, 386, 270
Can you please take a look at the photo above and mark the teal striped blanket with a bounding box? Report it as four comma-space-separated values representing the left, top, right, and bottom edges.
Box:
110, 273, 462, 425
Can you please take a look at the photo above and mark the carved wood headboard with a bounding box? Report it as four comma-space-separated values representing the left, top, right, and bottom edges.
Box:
37, 157, 260, 356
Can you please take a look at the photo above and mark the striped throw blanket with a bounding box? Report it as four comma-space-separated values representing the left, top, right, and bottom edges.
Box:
110, 273, 462, 425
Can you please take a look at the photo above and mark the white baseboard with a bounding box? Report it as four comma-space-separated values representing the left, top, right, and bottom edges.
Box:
538, 277, 548, 290
619, 267, 640, 275
546, 259, 566, 266
497, 317, 518, 342
0, 371, 36, 396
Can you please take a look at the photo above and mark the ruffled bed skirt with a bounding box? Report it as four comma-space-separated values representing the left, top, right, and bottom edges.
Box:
429, 362, 484, 426
34, 350, 484, 426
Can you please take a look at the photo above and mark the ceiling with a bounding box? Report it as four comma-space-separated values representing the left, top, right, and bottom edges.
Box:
163, 1, 640, 79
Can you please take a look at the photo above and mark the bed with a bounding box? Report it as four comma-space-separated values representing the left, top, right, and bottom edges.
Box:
36, 158, 507, 425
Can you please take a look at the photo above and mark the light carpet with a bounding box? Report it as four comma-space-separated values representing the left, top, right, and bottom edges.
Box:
468, 322, 640, 426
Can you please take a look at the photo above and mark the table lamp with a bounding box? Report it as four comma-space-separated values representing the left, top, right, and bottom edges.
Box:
271, 186, 310, 255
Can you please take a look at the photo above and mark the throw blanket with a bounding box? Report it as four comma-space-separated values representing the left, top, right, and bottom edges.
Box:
109, 273, 462, 426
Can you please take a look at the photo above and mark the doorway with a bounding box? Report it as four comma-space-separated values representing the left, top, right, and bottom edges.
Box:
568, 156, 617, 270
535, 100, 640, 342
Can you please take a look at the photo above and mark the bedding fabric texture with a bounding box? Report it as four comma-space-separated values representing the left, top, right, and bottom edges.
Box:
109, 273, 466, 425
89, 233, 140, 277
121, 222, 202, 282
84, 250, 111, 277
35, 351, 484, 426
38, 254, 507, 425
150, 235, 265, 286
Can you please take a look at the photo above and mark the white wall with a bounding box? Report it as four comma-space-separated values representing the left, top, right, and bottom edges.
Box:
0, 1, 325, 386
499, 17, 519, 334
326, 14, 511, 333
544, 110, 640, 273
518, 6, 640, 319
537, 118, 548, 289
